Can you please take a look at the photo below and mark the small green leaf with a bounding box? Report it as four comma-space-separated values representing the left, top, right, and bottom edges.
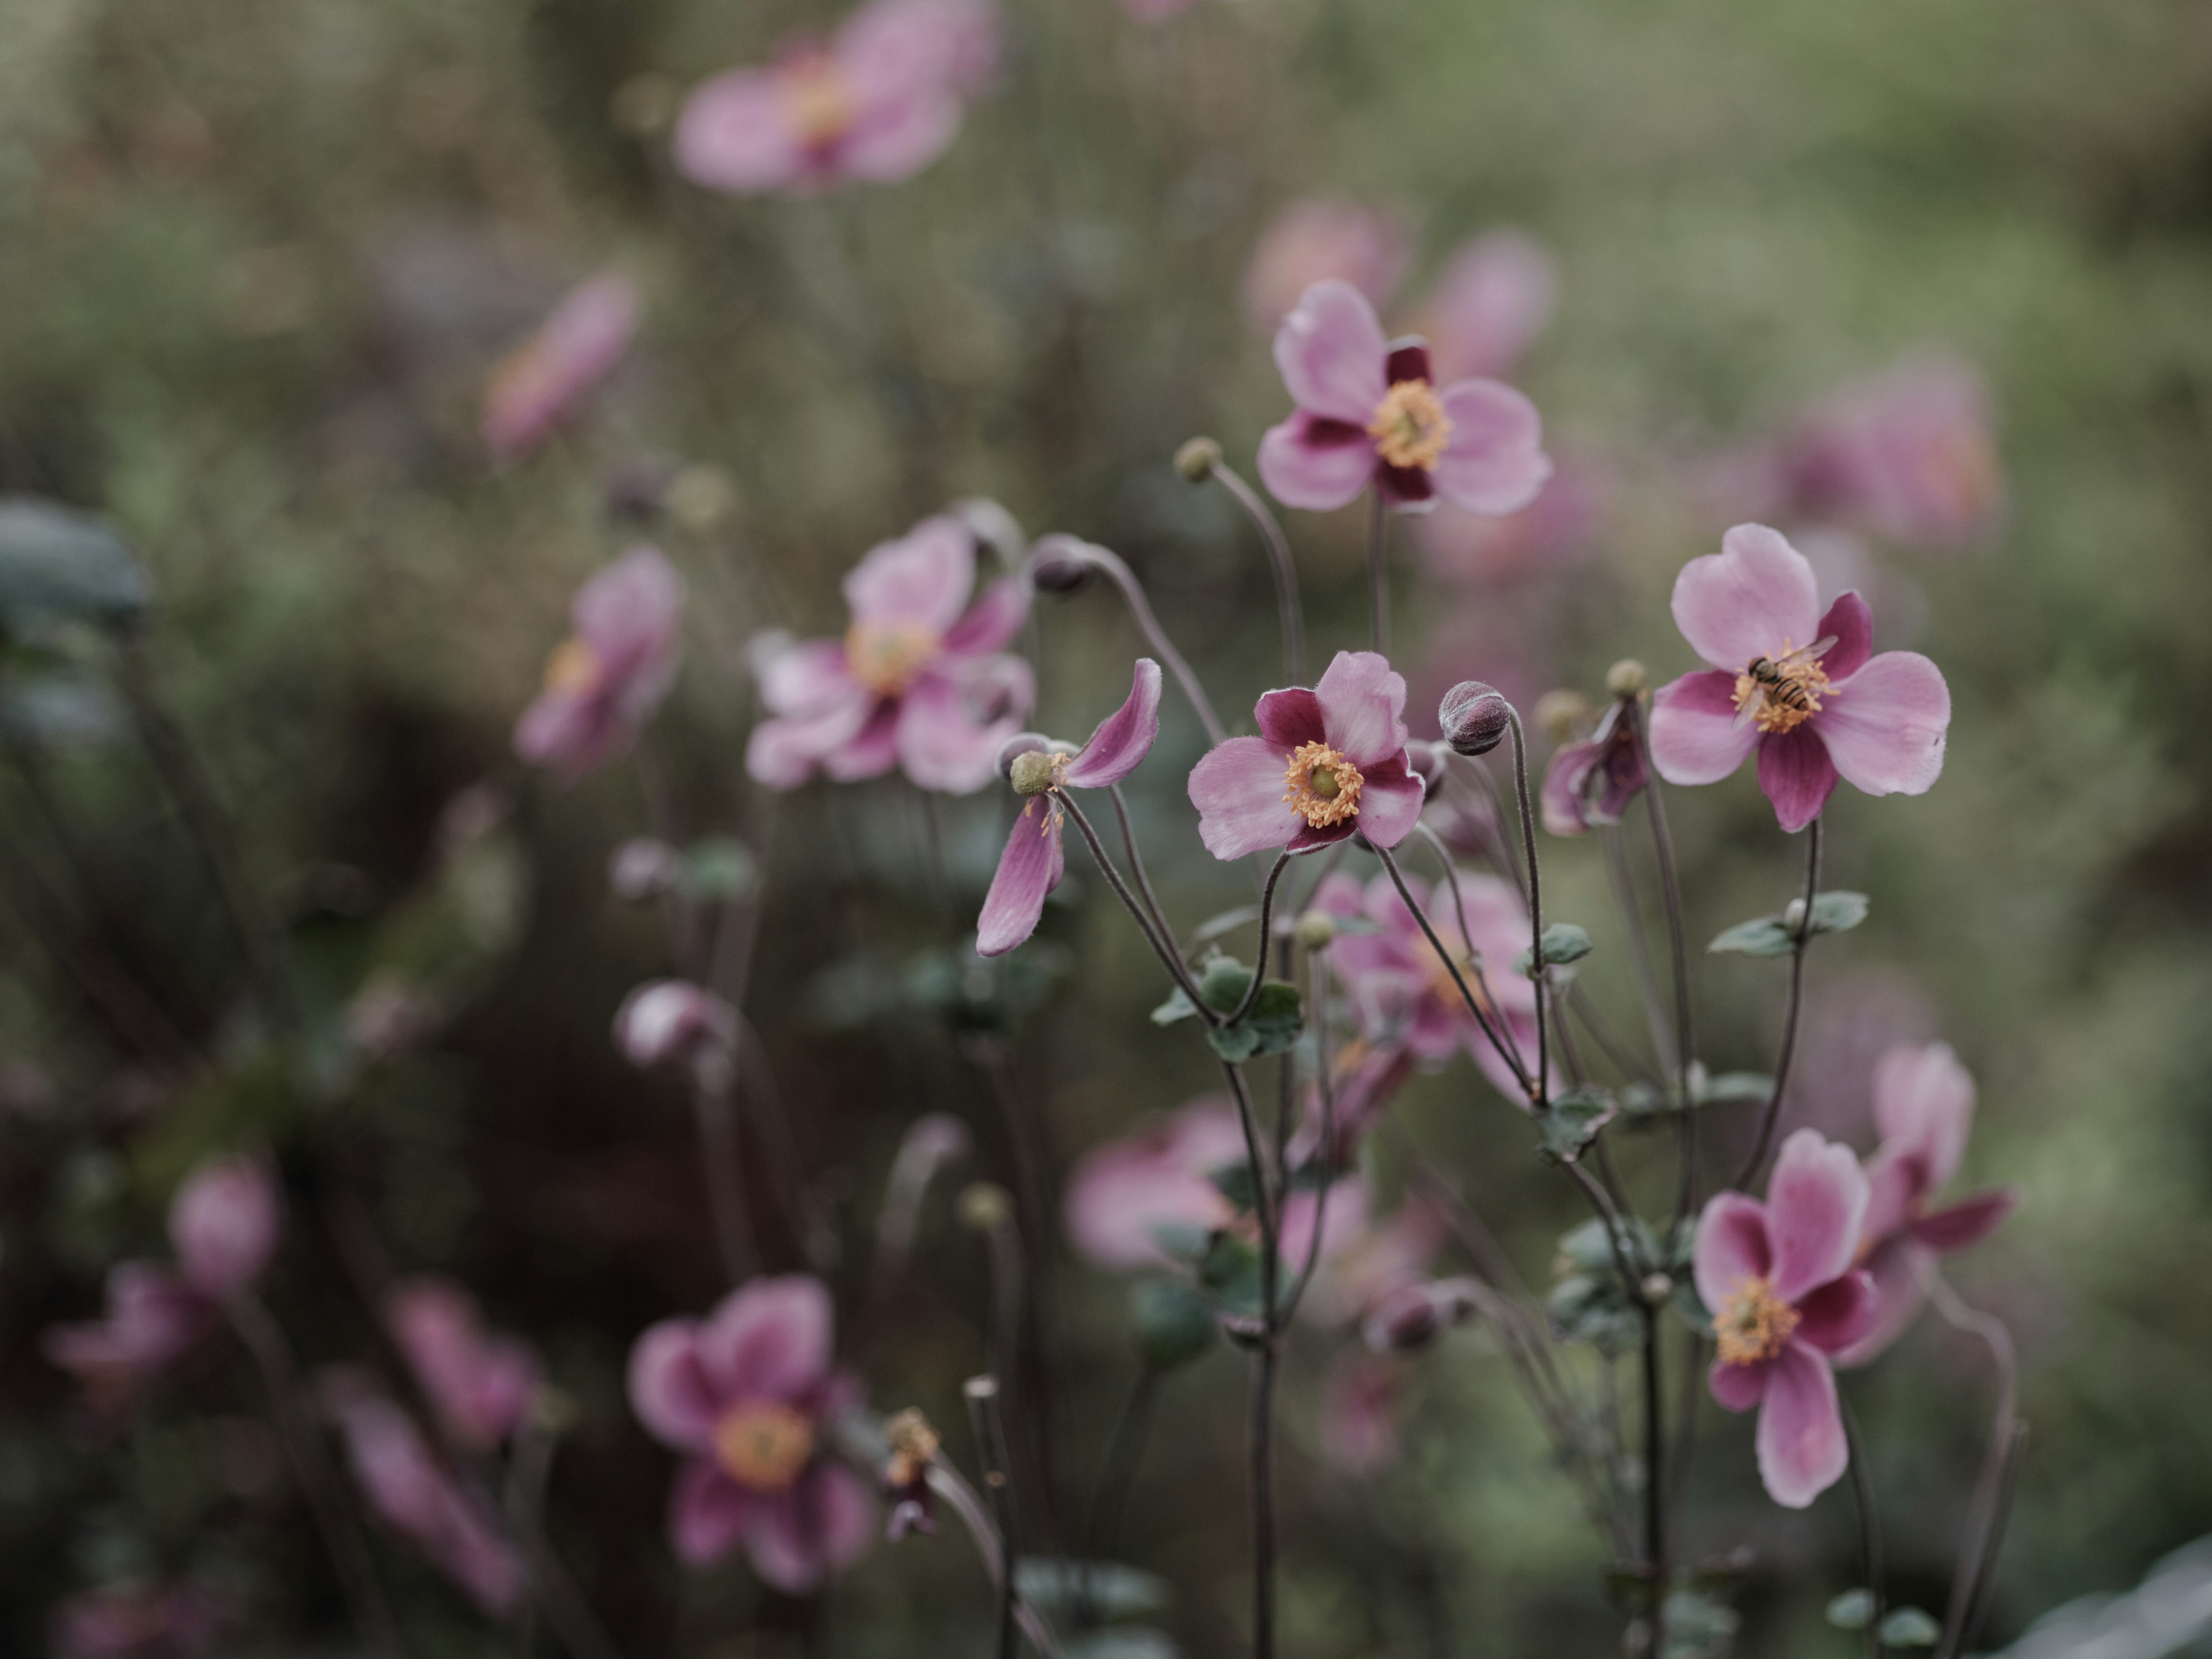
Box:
1513, 921, 1593, 976
1878, 1608, 1941, 1647
1131, 1278, 1216, 1372
1014, 1559, 1171, 1620
1707, 915, 1797, 957
1150, 986, 1199, 1026
1825, 1589, 1876, 1631
681, 837, 758, 902
1203, 980, 1303, 1063
1546, 1272, 1642, 1353
1808, 889, 1870, 933
1207, 1160, 1257, 1213
1660, 1588, 1742, 1658
1539, 1086, 1616, 1161
0, 498, 150, 640
1195, 955, 1254, 1013
1698, 1071, 1773, 1104
1196, 1232, 1265, 1321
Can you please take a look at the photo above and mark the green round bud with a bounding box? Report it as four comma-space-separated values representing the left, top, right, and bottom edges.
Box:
1606, 658, 1649, 698
1008, 750, 1058, 797
1294, 910, 1337, 952
1535, 689, 1592, 743
1175, 437, 1223, 482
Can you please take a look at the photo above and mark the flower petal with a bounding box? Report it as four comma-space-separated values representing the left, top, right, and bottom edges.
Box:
1693, 1192, 1773, 1315
1755, 1342, 1848, 1508
1815, 590, 1874, 683
1756, 726, 1839, 833
1254, 686, 1325, 750
756, 638, 862, 718
1793, 1269, 1877, 1354
1709, 1354, 1770, 1414
1670, 524, 1821, 672
896, 675, 1017, 794
669, 1461, 753, 1566
746, 697, 877, 790
1352, 764, 1424, 850
699, 1277, 835, 1403
1858, 1145, 1925, 1253
975, 801, 1065, 958
843, 516, 975, 632
673, 71, 806, 194
1817, 650, 1950, 798
1540, 738, 1602, 836
1871, 1041, 1976, 1194
746, 1463, 878, 1593
1910, 1188, 2017, 1253
1272, 279, 1389, 424
1314, 650, 1411, 768
1831, 1236, 1933, 1368
1648, 671, 1759, 786
1065, 660, 1162, 788
627, 1320, 719, 1454
941, 574, 1029, 657
1189, 736, 1302, 859
1063, 1104, 1241, 1270
1257, 414, 1377, 512
838, 91, 964, 184
823, 699, 903, 782
1766, 1130, 1869, 1305
1430, 380, 1551, 517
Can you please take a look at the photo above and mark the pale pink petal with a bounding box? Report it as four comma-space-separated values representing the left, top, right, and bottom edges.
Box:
1540, 738, 1603, 836
839, 0, 999, 97
747, 698, 878, 789
1793, 1269, 1877, 1354
168, 1156, 279, 1300
838, 91, 964, 183
1858, 1146, 1925, 1252
1911, 1188, 2017, 1253
1817, 651, 1950, 799
1670, 524, 1821, 672
896, 675, 1015, 793
746, 1463, 878, 1593
1756, 726, 1839, 833
575, 546, 685, 675
1815, 590, 1874, 683
1242, 198, 1411, 332
1430, 380, 1551, 517
1353, 767, 1424, 850
482, 274, 641, 457
1257, 414, 1378, 512
1709, 1355, 1769, 1413
1254, 686, 1326, 749
1870, 1041, 1976, 1190
1647, 671, 1758, 786
975, 801, 1065, 958
1063, 1104, 1241, 1270
699, 1277, 835, 1403
1693, 1192, 1772, 1315
1831, 1236, 1933, 1368
1313, 650, 1410, 768
1189, 736, 1302, 859
670, 1461, 753, 1565
627, 1320, 719, 1454
1064, 659, 1162, 788
824, 699, 903, 782
1272, 279, 1389, 423
756, 638, 862, 718
1755, 1342, 1848, 1508
1421, 231, 1556, 380
843, 516, 975, 632
1766, 1130, 1869, 1305
673, 71, 805, 195
1310, 870, 1367, 919
940, 575, 1029, 657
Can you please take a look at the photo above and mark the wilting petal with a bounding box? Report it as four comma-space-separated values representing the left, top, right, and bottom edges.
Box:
1065, 660, 1162, 788
1756, 726, 1839, 833
1793, 1270, 1877, 1354
975, 801, 1065, 958
1190, 736, 1302, 859
1430, 380, 1551, 517
1708, 1355, 1770, 1414
748, 1463, 878, 1593
1911, 1188, 2018, 1253
1755, 1342, 1847, 1508
1766, 1130, 1869, 1305
940, 574, 1028, 657
1648, 671, 1758, 786
844, 517, 975, 632
1540, 738, 1602, 836
670, 1461, 754, 1566
1871, 1041, 1976, 1191
1815, 590, 1874, 683
1313, 650, 1410, 768
1831, 1236, 1934, 1368
1671, 525, 1821, 673
628, 1320, 719, 1454
1817, 651, 1950, 798
1353, 765, 1425, 850
700, 1277, 835, 1403
1273, 279, 1389, 424
1257, 414, 1378, 512
1693, 1192, 1773, 1315
1255, 685, 1326, 750
896, 675, 1014, 793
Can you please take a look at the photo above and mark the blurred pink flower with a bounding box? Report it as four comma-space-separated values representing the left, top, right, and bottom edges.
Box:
1834, 1044, 2018, 1366
1283, 1180, 1444, 1330
746, 515, 1032, 794
43, 1263, 213, 1405
976, 660, 1161, 956
515, 547, 685, 780
480, 274, 639, 460
1292, 1040, 1416, 1167
1646, 525, 1949, 832
1319, 1349, 1402, 1476
1256, 281, 1550, 516
387, 1278, 544, 1450
1412, 461, 1600, 586
1064, 1100, 1247, 1271
613, 979, 737, 1070
52, 1582, 221, 1659
167, 1156, 278, 1302
675, 0, 998, 196
1187, 650, 1425, 860
1241, 199, 1412, 332
627, 1276, 876, 1590
1539, 700, 1647, 836
1784, 356, 2003, 551
1696, 1129, 1877, 1508
1414, 230, 1556, 382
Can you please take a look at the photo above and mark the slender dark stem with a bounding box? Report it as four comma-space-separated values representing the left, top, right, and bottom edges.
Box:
1733, 816, 1824, 1189
965, 1377, 1022, 1659
1840, 1392, 1889, 1659
1107, 784, 1176, 949
1279, 949, 1336, 1327
690, 1059, 760, 1286
1602, 824, 1677, 1078
1248, 1338, 1278, 1659
503, 1421, 630, 1659
1926, 1271, 2021, 1658
1210, 461, 1304, 684
1055, 542, 1226, 744
1372, 843, 1532, 1096
1957, 1425, 2028, 1656
1410, 823, 1530, 1081
1060, 794, 1213, 1017
1082, 1368, 1160, 1582
1641, 1305, 1668, 1649
1502, 709, 1548, 1105
734, 1016, 839, 1270
1453, 755, 1528, 900
1229, 853, 1294, 1024
922, 1459, 1064, 1658
1629, 707, 1700, 1225
1366, 490, 1389, 656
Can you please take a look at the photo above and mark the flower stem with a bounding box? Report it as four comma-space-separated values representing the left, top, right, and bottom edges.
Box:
1209, 461, 1304, 684
1840, 1392, 1890, 1659
1366, 490, 1389, 656
1081, 1366, 1160, 1608
925, 1458, 1066, 1658
1229, 853, 1294, 1024
1602, 823, 1679, 1080
964, 1377, 1025, 1659
1051, 541, 1226, 745
1059, 794, 1213, 1016
1733, 815, 1823, 1189
1107, 783, 1177, 949
1278, 948, 1335, 1327
1503, 707, 1548, 1106
1641, 1304, 1669, 1652
503, 1419, 630, 1659
1372, 842, 1532, 1096
1628, 705, 1700, 1225
1925, 1270, 2022, 1659
1247, 1336, 1279, 1659
690, 1058, 760, 1286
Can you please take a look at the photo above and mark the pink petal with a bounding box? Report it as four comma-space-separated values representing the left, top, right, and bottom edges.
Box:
1815, 590, 1874, 682
1756, 726, 1839, 833
669, 1461, 753, 1566
1257, 414, 1378, 512
940, 574, 1028, 657
843, 516, 975, 632
1755, 1342, 1848, 1508
1353, 765, 1425, 850
1858, 1146, 1925, 1253
1540, 738, 1602, 836
1254, 686, 1325, 750
627, 1320, 719, 1454
1313, 650, 1410, 768
1830, 1236, 1933, 1369
1647, 671, 1758, 786
825, 699, 903, 782
1272, 279, 1389, 424
1693, 1192, 1772, 1314
1793, 1269, 1877, 1354
1189, 736, 1302, 859
1911, 1188, 2017, 1253
673, 71, 805, 195
699, 1276, 835, 1403
1430, 380, 1551, 517
1670, 524, 1821, 673
482, 274, 641, 457
1708, 1354, 1769, 1414
1065, 659, 1163, 787
1311, 870, 1367, 918
575, 546, 685, 675
1766, 1130, 1869, 1304
838, 0, 999, 98
1420, 231, 1557, 381
1816, 650, 1950, 799
1319, 1349, 1402, 1476
1871, 1041, 1976, 1190
756, 638, 862, 718
837, 91, 964, 183
1241, 198, 1411, 331
1063, 1107, 1240, 1270
896, 675, 1017, 794
747, 698, 877, 789
974, 801, 1065, 958
168, 1156, 279, 1301
747, 1463, 878, 1593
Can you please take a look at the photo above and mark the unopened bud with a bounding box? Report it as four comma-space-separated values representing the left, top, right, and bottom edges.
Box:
956, 1182, 1013, 1232
1641, 1272, 1675, 1306
1175, 437, 1222, 482
1024, 535, 1095, 595
1535, 688, 1592, 743
1362, 1278, 1482, 1353
1605, 659, 1648, 698
1007, 750, 1058, 797
609, 836, 683, 900
1406, 740, 1448, 798
1293, 910, 1337, 952
1439, 681, 1512, 757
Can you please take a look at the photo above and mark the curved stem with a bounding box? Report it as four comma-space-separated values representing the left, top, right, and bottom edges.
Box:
1503, 709, 1548, 1106
1411, 822, 1536, 1084
965, 1377, 1023, 1659
691, 1060, 760, 1286
1061, 543, 1226, 745
1373, 843, 1531, 1096
1601, 824, 1676, 1078
926, 1460, 1065, 1658
1107, 783, 1176, 949
1732, 816, 1824, 1189
1059, 794, 1211, 1018
1840, 1393, 1889, 1659
1628, 705, 1700, 1225
1210, 462, 1304, 684
1926, 1270, 2021, 1658
1229, 853, 1294, 1024
1082, 1367, 1160, 1594
504, 1422, 630, 1659
1366, 490, 1389, 656
1278, 950, 1335, 1328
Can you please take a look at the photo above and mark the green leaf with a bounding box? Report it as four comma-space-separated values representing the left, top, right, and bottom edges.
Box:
1807, 889, 1870, 933
1878, 1608, 1942, 1647
1546, 1272, 1642, 1353
1204, 980, 1302, 1063
1698, 1071, 1773, 1104
0, 497, 150, 640
1195, 954, 1253, 1012
1660, 1588, 1741, 1658
1150, 986, 1199, 1025
1707, 915, 1797, 957
1513, 921, 1593, 977
1130, 1278, 1216, 1372
1825, 1589, 1876, 1631
681, 837, 758, 902
1196, 1232, 1265, 1322
1013, 1559, 1171, 1620
1539, 1086, 1615, 1161
1714, 891, 1871, 956
1206, 1160, 1257, 1213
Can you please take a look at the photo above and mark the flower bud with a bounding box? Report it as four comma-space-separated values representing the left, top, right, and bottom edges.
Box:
1293, 910, 1337, 952
667, 464, 739, 531
1439, 681, 1512, 757
1023, 535, 1095, 595
995, 732, 1051, 782
1605, 658, 1648, 698
612, 980, 735, 1069
1405, 740, 1448, 798
956, 1181, 1013, 1232
608, 836, 683, 900
1535, 688, 1592, 743
169, 1156, 280, 1301
1007, 749, 1059, 797
1361, 1278, 1482, 1354
1174, 437, 1222, 482
1640, 1272, 1675, 1306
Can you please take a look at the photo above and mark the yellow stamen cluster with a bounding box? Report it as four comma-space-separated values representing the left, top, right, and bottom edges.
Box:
846, 619, 940, 696
1282, 741, 1364, 829
1366, 380, 1453, 472
542, 637, 600, 695
713, 1401, 816, 1493
1713, 1275, 1801, 1366
779, 56, 857, 149
1732, 643, 1832, 736
882, 1407, 941, 1489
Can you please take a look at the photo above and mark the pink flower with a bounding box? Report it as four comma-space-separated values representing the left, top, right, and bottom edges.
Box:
1414, 461, 1601, 586
627, 1276, 876, 1591
1412, 230, 1556, 382
1256, 281, 1550, 516
52, 1582, 221, 1659
975, 660, 1161, 957
1539, 700, 1647, 836
1187, 650, 1426, 860
613, 979, 737, 1069
480, 274, 639, 460
323, 1377, 527, 1615
1834, 1044, 2017, 1366
1291, 1040, 1415, 1167
515, 547, 684, 781
167, 1156, 278, 1302
675, 0, 998, 196
1696, 1130, 1878, 1508
1063, 1100, 1248, 1271
746, 515, 1032, 794
1319, 1350, 1402, 1476
43, 1263, 213, 1405
386, 1278, 544, 1451
1784, 356, 2003, 551
1311, 866, 1541, 1103
1283, 1181, 1443, 1331
1241, 199, 1412, 333
1646, 525, 1950, 833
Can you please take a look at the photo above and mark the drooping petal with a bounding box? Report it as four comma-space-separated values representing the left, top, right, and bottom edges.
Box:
1272, 279, 1390, 424
1756, 726, 1840, 833
1352, 763, 1425, 850
1065, 660, 1163, 788
669, 1461, 754, 1566
940, 574, 1029, 657
745, 1461, 878, 1593
1257, 414, 1378, 512
1817, 651, 1950, 799
1647, 671, 1759, 786
1766, 1130, 1870, 1305
699, 1277, 836, 1403
628, 1320, 720, 1454
896, 674, 1018, 794
1858, 1146, 1926, 1253
843, 516, 975, 632
1793, 1270, 1877, 1354
1708, 1355, 1770, 1414
1670, 524, 1822, 673
1831, 1236, 1934, 1368
1540, 738, 1603, 836
1814, 590, 1874, 683
1870, 1041, 1976, 1191
1254, 686, 1326, 750
1430, 380, 1551, 517
975, 802, 1065, 958
1313, 650, 1411, 768
1910, 1188, 2018, 1253
1693, 1192, 1774, 1315
673, 71, 807, 194
1189, 736, 1302, 859
1755, 1342, 1848, 1508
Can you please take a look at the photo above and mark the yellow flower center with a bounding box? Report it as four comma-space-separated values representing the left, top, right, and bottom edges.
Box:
713, 1401, 816, 1493
1282, 741, 1364, 828
542, 637, 600, 695
1713, 1275, 1801, 1366
779, 55, 857, 149
845, 619, 940, 697
1731, 639, 1833, 736
1366, 380, 1453, 472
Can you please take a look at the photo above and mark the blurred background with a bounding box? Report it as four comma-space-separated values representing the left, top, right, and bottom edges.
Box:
3, 0, 2211, 1652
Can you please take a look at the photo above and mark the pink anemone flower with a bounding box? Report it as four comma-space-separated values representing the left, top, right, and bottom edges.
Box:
746, 514, 1032, 794
1696, 1130, 1878, 1508
1784, 355, 2003, 551
1283, 1182, 1444, 1331
1241, 198, 1412, 333
168, 1156, 278, 1302
52, 1582, 222, 1659
1539, 700, 1647, 836
387, 1278, 544, 1451
975, 660, 1161, 957
1834, 1043, 2018, 1366
1311, 868, 1542, 1104
42, 1263, 213, 1406
627, 1276, 876, 1591
515, 547, 685, 781
1647, 525, 1950, 833
1412, 230, 1557, 383
1063, 1100, 1249, 1271
1256, 280, 1550, 516
675, 0, 998, 196
480, 274, 639, 460
1188, 650, 1425, 861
